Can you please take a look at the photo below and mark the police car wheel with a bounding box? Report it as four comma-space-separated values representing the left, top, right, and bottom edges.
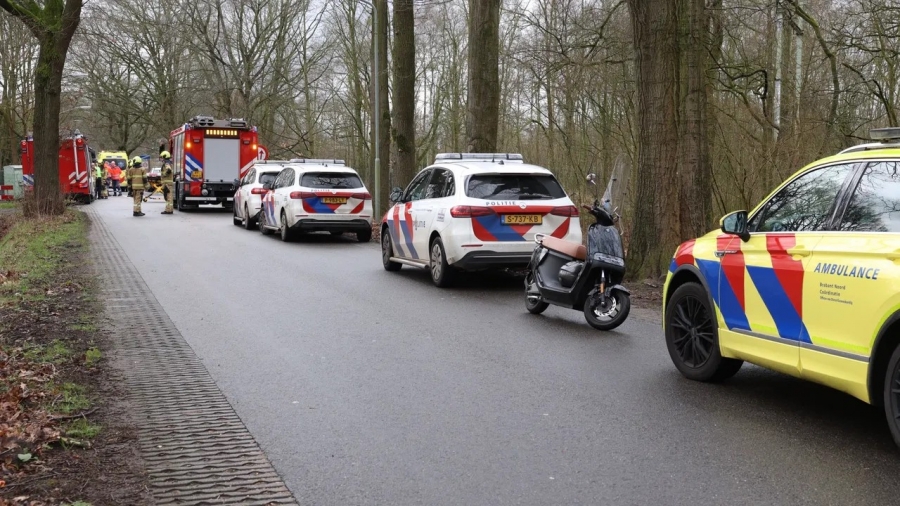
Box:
665, 282, 742, 382
429, 237, 455, 288
382, 230, 402, 272
280, 211, 293, 242
259, 210, 273, 236
357, 228, 372, 243
883, 345, 900, 447
233, 205, 241, 226
243, 205, 255, 230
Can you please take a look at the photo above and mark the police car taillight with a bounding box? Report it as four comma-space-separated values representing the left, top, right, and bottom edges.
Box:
351, 192, 371, 200
290, 191, 317, 199
550, 205, 579, 217
251, 187, 269, 195
450, 205, 494, 218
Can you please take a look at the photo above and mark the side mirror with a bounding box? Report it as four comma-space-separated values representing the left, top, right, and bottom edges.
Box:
389, 187, 403, 203
233, 178, 240, 187
720, 210, 750, 242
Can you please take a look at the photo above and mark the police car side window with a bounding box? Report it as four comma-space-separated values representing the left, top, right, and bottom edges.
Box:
749, 163, 854, 233
839, 161, 900, 232
424, 169, 452, 199
404, 170, 432, 202
245, 169, 255, 185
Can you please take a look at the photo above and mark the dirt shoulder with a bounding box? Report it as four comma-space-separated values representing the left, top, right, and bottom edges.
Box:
0, 208, 149, 505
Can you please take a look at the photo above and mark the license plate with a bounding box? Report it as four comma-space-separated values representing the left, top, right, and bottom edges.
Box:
502, 214, 542, 225
321, 197, 347, 204
191, 170, 203, 179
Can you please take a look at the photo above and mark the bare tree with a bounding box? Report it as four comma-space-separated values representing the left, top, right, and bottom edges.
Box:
466, 0, 501, 152
392, 0, 417, 185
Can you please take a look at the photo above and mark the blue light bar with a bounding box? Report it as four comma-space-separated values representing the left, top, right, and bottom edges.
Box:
871, 128, 900, 142
289, 158, 346, 166
434, 153, 524, 163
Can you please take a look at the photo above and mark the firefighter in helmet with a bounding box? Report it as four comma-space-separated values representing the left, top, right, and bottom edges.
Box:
127, 156, 148, 216
160, 151, 175, 214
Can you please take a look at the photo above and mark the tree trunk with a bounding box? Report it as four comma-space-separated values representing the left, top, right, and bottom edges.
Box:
466, 0, 501, 152
376, 0, 391, 214
1, 0, 84, 216
626, 0, 680, 278
391, 0, 416, 185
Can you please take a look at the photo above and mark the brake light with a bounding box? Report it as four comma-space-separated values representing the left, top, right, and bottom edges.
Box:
290, 191, 316, 199
550, 205, 579, 217
351, 192, 372, 200
251, 187, 269, 195
450, 205, 494, 218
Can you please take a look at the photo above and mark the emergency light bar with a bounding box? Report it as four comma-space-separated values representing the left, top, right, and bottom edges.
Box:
871, 128, 900, 142
289, 158, 346, 166
205, 129, 239, 138
434, 153, 524, 163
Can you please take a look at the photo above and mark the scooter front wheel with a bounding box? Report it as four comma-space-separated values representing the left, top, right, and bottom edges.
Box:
524, 272, 550, 314
584, 290, 630, 331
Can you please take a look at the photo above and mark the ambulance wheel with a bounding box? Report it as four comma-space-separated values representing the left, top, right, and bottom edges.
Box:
357, 228, 372, 243
665, 282, 743, 382
429, 237, 455, 288
883, 345, 900, 448
259, 210, 273, 236
381, 229, 401, 272
243, 205, 255, 230
233, 205, 241, 226
280, 211, 294, 242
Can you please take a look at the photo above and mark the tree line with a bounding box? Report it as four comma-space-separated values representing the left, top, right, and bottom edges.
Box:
0, 0, 898, 275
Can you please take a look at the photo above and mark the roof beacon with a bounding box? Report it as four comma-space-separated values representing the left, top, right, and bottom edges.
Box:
871, 127, 900, 143
434, 153, 524, 164
289, 158, 346, 166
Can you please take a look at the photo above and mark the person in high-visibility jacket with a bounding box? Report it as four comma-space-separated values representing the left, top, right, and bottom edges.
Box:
94, 163, 105, 200
159, 151, 175, 214
108, 162, 122, 196
127, 156, 148, 216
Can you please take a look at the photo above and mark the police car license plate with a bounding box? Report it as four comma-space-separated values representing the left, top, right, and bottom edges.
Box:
191, 170, 203, 179
321, 197, 347, 204
502, 214, 542, 225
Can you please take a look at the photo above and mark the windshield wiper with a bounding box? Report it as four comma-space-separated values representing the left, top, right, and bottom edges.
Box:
517, 193, 553, 200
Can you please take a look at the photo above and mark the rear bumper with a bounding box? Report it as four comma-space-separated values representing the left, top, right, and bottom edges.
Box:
451, 251, 533, 270
290, 218, 371, 233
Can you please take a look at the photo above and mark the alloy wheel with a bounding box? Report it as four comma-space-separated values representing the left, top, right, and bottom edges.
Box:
430, 242, 442, 281
669, 295, 715, 368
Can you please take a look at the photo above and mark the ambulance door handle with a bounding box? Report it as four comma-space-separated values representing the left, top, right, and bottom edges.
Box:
791, 245, 811, 259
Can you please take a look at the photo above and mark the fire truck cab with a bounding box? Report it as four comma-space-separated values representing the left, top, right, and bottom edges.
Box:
170, 116, 259, 210
20, 132, 95, 204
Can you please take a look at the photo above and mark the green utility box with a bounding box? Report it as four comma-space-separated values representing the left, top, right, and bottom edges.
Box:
2, 165, 24, 199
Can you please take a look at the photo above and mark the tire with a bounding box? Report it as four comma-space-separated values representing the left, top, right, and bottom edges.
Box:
259, 209, 273, 236
665, 282, 743, 382
524, 272, 549, 314
280, 211, 293, 242
382, 229, 402, 272
243, 205, 255, 230
357, 228, 372, 243
233, 205, 242, 226
429, 237, 455, 288
584, 289, 630, 330
883, 345, 900, 448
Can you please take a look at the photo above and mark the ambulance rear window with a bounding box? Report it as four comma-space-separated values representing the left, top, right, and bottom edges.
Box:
301, 172, 363, 189
466, 174, 566, 200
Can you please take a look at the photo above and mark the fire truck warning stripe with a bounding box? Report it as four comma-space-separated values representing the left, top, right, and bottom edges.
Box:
86, 208, 298, 505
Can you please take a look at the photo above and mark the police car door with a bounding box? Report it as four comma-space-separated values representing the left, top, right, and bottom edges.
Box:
394, 169, 431, 260
412, 168, 452, 255
802, 160, 900, 397
275, 168, 296, 228
718, 162, 855, 377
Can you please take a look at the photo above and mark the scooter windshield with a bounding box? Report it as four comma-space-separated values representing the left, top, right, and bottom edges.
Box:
587, 226, 624, 259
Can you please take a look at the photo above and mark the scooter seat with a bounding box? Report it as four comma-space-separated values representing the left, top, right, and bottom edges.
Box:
540, 235, 586, 261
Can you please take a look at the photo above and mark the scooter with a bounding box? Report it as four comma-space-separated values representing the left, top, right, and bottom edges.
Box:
524, 198, 631, 331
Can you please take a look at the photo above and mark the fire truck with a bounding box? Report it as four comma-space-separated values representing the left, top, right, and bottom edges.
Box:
20, 132, 95, 203
169, 116, 259, 210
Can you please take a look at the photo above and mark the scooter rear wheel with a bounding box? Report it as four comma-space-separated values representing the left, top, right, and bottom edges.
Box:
584, 290, 630, 331
524, 273, 550, 314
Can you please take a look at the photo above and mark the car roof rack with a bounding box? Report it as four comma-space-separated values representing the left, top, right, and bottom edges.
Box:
288, 158, 346, 166
839, 127, 900, 154
434, 153, 524, 164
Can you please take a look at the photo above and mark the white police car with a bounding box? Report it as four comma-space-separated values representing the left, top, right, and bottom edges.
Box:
233, 160, 288, 230
258, 159, 373, 242
381, 153, 582, 287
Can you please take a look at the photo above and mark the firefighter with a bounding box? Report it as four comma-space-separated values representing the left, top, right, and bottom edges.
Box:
94, 162, 104, 200
127, 156, 148, 216
159, 151, 175, 214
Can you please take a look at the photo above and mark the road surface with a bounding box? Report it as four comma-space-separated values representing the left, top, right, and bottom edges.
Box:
91, 196, 900, 505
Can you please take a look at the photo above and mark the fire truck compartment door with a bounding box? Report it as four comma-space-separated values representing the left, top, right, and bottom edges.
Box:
203, 138, 239, 181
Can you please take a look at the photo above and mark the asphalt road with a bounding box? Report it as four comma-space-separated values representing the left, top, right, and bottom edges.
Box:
92, 196, 900, 505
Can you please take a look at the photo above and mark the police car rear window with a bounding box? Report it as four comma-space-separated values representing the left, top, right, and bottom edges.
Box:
466, 174, 566, 200
301, 172, 363, 189
259, 173, 278, 186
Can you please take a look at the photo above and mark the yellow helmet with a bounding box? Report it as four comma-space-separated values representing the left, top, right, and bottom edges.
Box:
131, 156, 143, 167
160, 150, 171, 159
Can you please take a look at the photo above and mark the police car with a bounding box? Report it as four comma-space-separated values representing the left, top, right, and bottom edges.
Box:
258, 159, 373, 242
663, 127, 900, 448
233, 160, 288, 230
381, 153, 581, 287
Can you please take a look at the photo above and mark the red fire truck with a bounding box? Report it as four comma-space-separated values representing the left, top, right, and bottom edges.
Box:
20, 132, 95, 203
169, 116, 259, 210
